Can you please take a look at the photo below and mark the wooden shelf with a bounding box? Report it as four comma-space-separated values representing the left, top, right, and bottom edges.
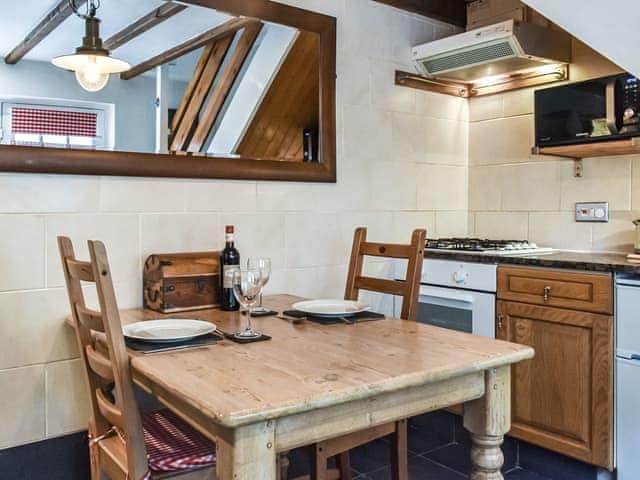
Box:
533, 137, 640, 160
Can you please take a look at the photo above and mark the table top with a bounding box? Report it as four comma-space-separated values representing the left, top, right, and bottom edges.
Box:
121, 295, 533, 428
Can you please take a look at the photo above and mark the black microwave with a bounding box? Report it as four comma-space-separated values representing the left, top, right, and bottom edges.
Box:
535, 73, 640, 147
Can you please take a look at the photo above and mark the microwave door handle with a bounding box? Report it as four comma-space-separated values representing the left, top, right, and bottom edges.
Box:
606, 79, 619, 134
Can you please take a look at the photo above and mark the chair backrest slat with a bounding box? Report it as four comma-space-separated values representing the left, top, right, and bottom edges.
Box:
358, 242, 413, 259
85, 345, 115, 381
96, 389, 125, 431
353, 276, 407, 297
345, 227, 426, 320
76, 305, 105, 332
58, 236, 148, 479
66, 259, 96, 282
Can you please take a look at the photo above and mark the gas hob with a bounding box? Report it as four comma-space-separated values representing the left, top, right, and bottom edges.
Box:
425, 238, 555, 256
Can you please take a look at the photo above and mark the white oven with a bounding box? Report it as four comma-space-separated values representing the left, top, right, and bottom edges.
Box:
395, 258, 497, 338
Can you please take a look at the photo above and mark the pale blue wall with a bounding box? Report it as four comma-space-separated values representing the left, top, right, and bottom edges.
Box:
0, 60, 186, 152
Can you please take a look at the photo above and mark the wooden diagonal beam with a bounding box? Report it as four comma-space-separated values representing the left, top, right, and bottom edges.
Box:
4, 0, 88, 64
120, 17, 251, 80
170, 36, 233, 152
170, 43, 215, 136
103, 2, 187, 52
188, 21, 263, 152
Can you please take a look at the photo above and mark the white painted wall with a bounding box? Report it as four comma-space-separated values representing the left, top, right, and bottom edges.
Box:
522, 0, 639, 77
0, 0, 468, 450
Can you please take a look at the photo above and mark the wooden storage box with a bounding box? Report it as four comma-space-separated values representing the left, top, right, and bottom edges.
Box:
143, 252, 220, 313
467, 0, 549, 30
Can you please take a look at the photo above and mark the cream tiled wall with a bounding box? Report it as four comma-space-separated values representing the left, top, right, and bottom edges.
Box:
468, 41, 638, 252
0, 0, 469, 450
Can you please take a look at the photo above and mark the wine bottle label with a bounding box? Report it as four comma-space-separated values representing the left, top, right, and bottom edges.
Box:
222, 265, 240, 288
225, 233, 234, 243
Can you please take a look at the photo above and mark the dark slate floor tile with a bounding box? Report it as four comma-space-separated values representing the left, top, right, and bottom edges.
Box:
286, 447, 311, 478
0, 432, 90, 480
407, 424, 455, 455
422, 440, 517, 476
505, 467, 553, 480
422, 442, 471, 475
366, 455, 465, 480
518, 442, 597, 480
409, 410, 456, 440
286, 447, 339, 478
349, 437, 393, 474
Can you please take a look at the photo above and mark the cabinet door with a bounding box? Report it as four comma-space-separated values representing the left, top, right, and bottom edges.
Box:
496, 300, 613, 469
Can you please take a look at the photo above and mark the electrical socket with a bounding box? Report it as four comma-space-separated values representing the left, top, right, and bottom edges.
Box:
575, 202, 609, 222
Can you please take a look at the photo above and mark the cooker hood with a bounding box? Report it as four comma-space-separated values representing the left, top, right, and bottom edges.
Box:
412, 19, 571, 83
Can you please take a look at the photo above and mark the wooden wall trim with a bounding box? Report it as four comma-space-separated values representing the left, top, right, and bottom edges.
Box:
0, 0, 337, 183
0, 145, 336, 182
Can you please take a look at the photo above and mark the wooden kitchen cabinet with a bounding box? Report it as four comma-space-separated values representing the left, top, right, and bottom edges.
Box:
497, 266, 613, 314
496, 297, 613, 469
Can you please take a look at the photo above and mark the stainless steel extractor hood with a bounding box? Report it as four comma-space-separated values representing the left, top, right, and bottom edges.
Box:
412, 19, 571, 83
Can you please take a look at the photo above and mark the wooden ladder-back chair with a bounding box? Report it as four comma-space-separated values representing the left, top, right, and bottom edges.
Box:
58, 237, 216, 480
310, 227, 426, 480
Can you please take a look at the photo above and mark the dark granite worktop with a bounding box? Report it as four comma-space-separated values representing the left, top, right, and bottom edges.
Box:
424, 250, 640, 275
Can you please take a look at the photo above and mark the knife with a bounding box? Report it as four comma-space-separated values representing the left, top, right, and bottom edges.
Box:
142, 342, 214, 355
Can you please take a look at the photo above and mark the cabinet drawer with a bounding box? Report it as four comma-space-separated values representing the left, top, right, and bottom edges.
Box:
497, 266, 612, 314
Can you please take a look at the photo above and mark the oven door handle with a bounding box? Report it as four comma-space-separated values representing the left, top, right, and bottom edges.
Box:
419, 286, 475, 308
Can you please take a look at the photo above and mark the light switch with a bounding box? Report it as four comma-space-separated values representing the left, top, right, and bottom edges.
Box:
575, 202, 609, 222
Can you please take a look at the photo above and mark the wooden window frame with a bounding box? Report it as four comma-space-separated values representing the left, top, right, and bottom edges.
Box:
0, 0, 337, 183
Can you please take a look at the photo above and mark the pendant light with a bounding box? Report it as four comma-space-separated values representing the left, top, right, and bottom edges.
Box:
52, 0, 130, 92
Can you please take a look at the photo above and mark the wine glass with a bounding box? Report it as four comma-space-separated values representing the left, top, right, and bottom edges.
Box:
231, 268, 263, 339
247, 257, 271, 313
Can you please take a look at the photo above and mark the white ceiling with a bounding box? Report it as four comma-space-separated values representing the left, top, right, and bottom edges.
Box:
522, 0, 638, 78
0, 0, 235, 78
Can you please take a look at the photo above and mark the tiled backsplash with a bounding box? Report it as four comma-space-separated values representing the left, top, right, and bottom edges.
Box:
468, 40, 637, 252
0, 0, 468, 449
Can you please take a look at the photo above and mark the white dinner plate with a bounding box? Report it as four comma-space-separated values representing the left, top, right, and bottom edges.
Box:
123, 319, 216, 343
292, 299, 370, 317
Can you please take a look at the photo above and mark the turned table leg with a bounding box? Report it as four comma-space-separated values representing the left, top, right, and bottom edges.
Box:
463, 366, 511, 480
216, 421, 277, 480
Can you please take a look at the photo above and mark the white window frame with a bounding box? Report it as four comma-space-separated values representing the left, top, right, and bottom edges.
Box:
0, 97, 114, 150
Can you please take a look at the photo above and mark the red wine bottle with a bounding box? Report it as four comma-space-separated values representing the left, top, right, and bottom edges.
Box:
220, 225, 240, 311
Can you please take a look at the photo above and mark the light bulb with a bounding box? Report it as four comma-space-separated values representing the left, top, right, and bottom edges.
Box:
83, 57, 101, 83
74, 56, 109, 92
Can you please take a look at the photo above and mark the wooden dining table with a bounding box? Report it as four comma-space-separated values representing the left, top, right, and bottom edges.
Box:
92, 294, 533, 480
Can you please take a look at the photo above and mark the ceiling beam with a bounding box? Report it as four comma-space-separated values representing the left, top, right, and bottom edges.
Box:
103, 2, 187, 52
120, 16, 251, 80
373, 0, 466, 27
4, 0, 88, 64
188, 21, 263, 152
170, 37, 233, 152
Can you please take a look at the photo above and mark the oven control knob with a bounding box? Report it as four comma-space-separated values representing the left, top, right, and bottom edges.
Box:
453, 269, 468, 285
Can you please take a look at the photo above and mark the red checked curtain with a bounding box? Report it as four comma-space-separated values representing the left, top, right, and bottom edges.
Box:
11, 107, 98, 137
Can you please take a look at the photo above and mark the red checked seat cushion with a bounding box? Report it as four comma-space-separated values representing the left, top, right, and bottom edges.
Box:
142, 409, 216, 476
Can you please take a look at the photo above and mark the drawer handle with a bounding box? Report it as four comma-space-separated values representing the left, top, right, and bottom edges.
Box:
497, 314, 504, 330
543, 286, 551, 302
